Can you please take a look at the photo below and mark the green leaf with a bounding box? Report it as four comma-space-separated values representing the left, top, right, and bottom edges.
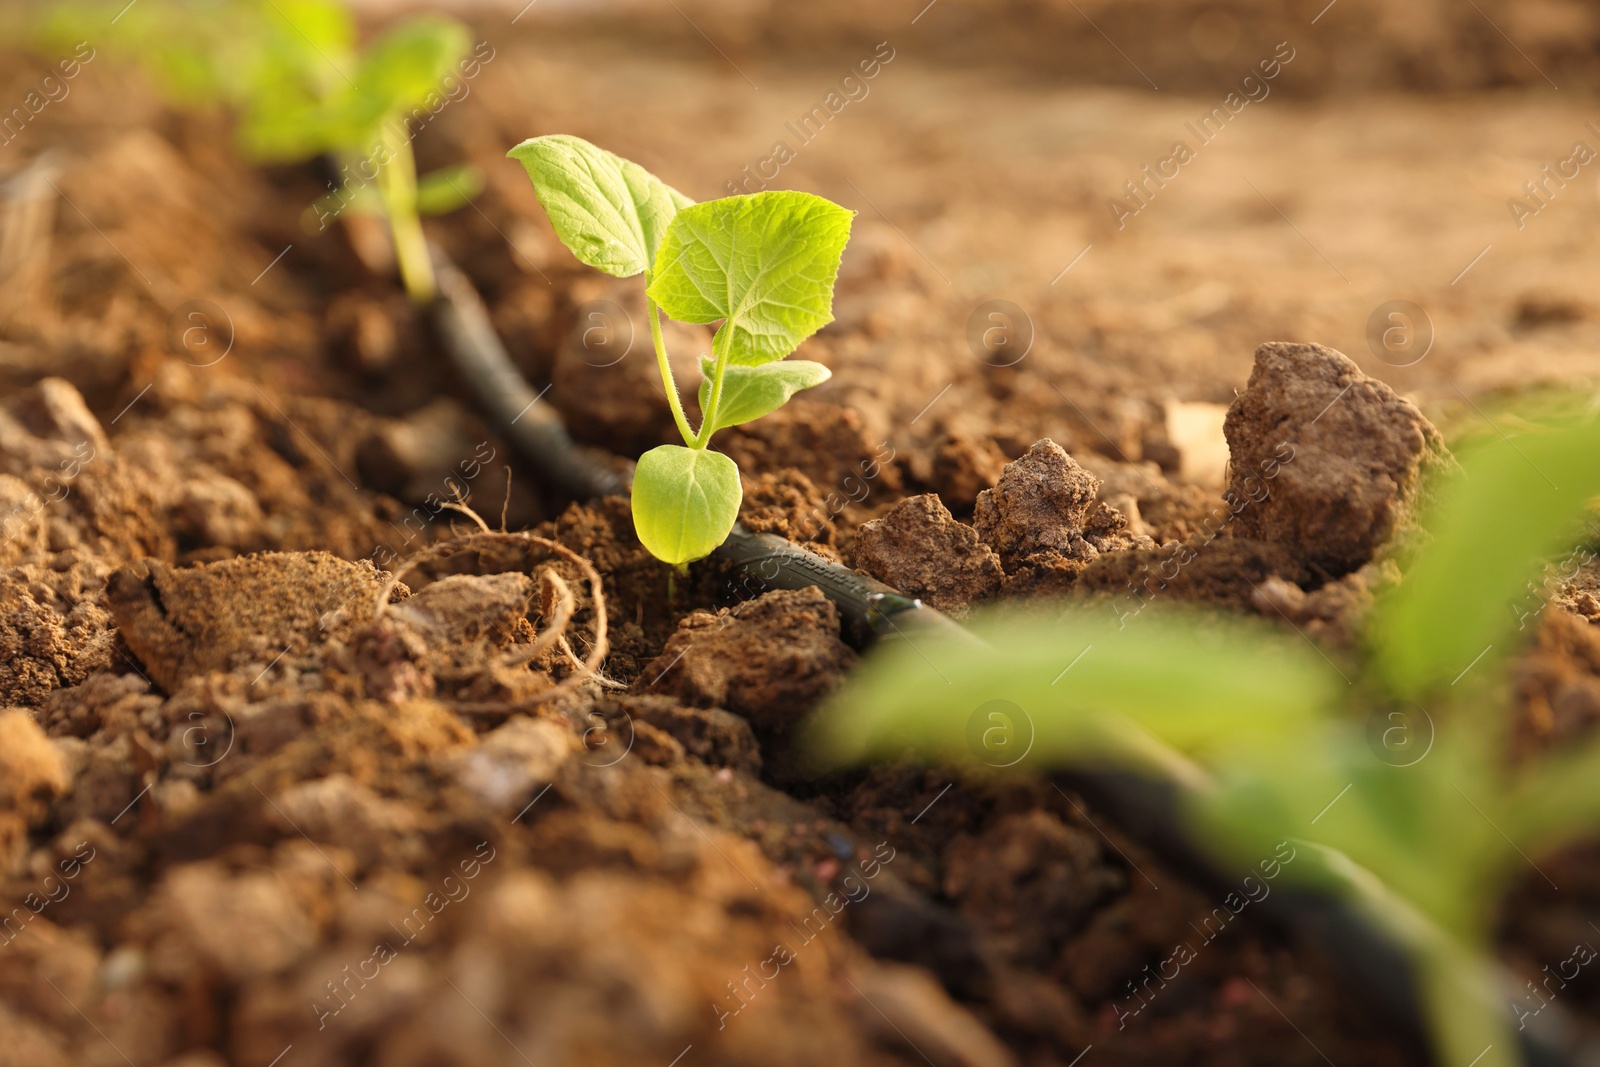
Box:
631, 445, 742, 565
236, 10, 465, 162
1503, 734, 1600, 854
806, 605, 1342, 770
343, 15, 470, 137
507, 135, 692, 278
696, 358, 830, 437
1369, 416, 1600, 699
238, 88, 334, 161
415, 164, 483, 216
646, 191, 854, 367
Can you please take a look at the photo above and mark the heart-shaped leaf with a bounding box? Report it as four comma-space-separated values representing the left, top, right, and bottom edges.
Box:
697, 358, 831, 437
507, 135, 692, 278
646, 190, 853, 366
631, 445, 742, 565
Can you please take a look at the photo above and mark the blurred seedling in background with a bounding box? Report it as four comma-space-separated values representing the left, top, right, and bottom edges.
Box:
33, 0, 482, 303
808, 414, 1600, 1067
509, 136, 853, 567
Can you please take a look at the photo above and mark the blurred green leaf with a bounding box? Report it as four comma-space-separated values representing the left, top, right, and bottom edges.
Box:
334, 14, 469, 145
1191, 731, 1502, 937
415, 163, 482, 215
237, 86, 334, 160
807, 605, 1343, 770
1369, 417, 1600, 700
1503, 735, 1600, 855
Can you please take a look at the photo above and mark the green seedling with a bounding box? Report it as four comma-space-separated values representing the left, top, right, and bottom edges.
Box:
807, 412, 1600, 1067
508, 136, 852, 566
251, 13, 482, 303
34, 0, 480, 304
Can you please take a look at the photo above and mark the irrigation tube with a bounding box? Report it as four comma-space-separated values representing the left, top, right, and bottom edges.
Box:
432, 257, 627, 501
426, 253, 1598, 1067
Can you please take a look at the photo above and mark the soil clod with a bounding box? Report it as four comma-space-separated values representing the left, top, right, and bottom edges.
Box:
850, 493, 1003, 615
107, 552, 388, 693
632, 587, 857, 739
974, 439, 1102, 572
1223, 341, 1450, 578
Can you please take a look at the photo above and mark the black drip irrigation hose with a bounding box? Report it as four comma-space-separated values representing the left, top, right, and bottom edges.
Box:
433, 258, 627, 501
1062, 767, 1600, 1067
425, 251, 1599, 1067
715, 524, 984, 650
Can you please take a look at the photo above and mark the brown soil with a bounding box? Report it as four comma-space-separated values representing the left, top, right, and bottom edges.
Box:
0, 8, 1597, 1067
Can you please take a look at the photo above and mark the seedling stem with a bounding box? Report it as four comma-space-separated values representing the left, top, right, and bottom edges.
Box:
379, 127, 436, 304
694, 325, 735, 449
646, 289, 697, 446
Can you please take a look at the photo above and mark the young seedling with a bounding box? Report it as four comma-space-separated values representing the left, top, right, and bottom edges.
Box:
807, 413, 1600, 1067
235, 12, 482, 304
38, 0, 481, 304
508, 136, 853, 566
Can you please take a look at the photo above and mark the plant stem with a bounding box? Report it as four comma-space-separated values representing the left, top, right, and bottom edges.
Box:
693, 325, 734, 450
379, 122, 436, 304
646, 290, 698, 446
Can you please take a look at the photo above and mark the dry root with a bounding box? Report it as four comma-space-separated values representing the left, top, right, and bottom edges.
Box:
375, 526, 610, 713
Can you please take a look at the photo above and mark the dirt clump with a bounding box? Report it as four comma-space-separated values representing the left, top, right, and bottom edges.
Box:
0, 710, 71, 867
389, 573, 531, 642
975, 440, 1101, 570
972, 440, 1155, 595
632, 587, 857, 738
1081, 499, 1155, 555
1224, 342, 1450, 579
1076, 455, 1222, 545
943, 810, 1124, 970
0, 377, 109, 473
442, 714, 573, 815
739, 467, 840, 557
720, 404, 902, 522
1512, 607, 1600, 759
929, 433, 1011, 513
1247, 559, 1399, 644
0, 377, 171, 562
850, 494, 1003, 615
0, 571, 115, 707
620, 694, 764, 776
105, 551, 389, 693
1077, 537, 1310, 615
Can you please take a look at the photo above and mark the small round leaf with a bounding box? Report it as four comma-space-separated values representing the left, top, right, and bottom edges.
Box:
631, 445, 742, 565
